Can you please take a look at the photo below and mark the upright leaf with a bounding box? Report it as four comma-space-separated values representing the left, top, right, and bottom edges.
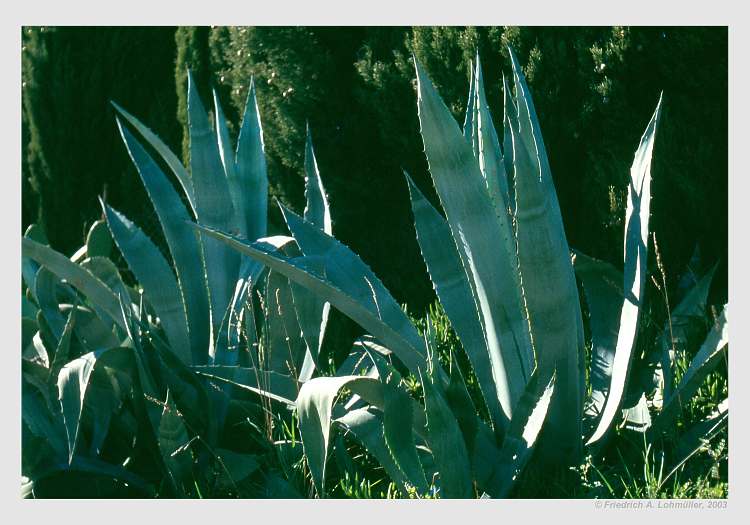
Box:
235, 78, 268, 242
420, 371, 472, 498
116, 119, 210, 365
415, 59, 532, 420
187, 71, 240, 350
406, 173, 504, 430
587, 95, 662, 445
573, 251, 624, 425
507, 50, 584, 461
103, 204, 191, 364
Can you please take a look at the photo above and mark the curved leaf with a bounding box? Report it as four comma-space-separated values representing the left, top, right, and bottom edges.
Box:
296, 375, 386, 496
22, 238, 126, 331
112, 101, 196, 214
573, 251, 624, 425
194, 222, 429, 376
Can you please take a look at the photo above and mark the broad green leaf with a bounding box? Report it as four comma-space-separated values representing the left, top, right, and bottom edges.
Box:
587, 95, 662, 446
34, 267, 67, 339
57, 347, 123, 462
406, 173, 505, 431
293, 126, 333, 376
187, 71, 241, 351
415, 59, 531, 421
103, 204, 191, 364
420, 371, 472, 498
652, 305, 728, 434
59, 304, 119, 352
22, 367, 67, 459
213, 90, 242, 232
264, 270, 307, 378
195, 221, 429, 376
444, 351, 479, 457
218, 236, 294, 367
381, 380, 427, 493
116, 118, 210, 365
22, 239, 126, 331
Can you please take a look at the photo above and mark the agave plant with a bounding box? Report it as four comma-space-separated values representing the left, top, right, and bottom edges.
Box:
196, 49, 728, 498
21, 74, 335, 497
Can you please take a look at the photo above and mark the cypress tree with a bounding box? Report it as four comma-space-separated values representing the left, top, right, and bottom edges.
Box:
22, 27, 181, 254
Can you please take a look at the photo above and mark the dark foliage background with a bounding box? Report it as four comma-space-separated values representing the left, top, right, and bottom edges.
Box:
22, 26, 727, 322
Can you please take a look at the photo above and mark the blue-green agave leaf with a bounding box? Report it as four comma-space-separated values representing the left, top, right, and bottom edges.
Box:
116, 118, 210, 365
57, 347, 125, 462
263, 270, 308, 378
587, 95, 662, 446
484, 371, 555, 497
573, 251, 624, 425
466, 54, 509, 211
659, 265, 716, 400
235, 77, 269, 242
420, 370, 473, 498
296, 375, 386, 496
103, 203, 191, 365
85, 220, 112, 259
652, 305, 728, 435
293, 127, 334, 376
34, 267, 68, 339
158, 390, 191, 496
406, 173, 505, 430
187, 71, 241, 350
193, 365, 301, 406
507, 50, 584, 461
48, 309, 76, 383
206, 207, 430, 375
111, 101, 196, 214
22, 238, 126, 331
334, 407, 411, 493
415, 59, 533, 421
